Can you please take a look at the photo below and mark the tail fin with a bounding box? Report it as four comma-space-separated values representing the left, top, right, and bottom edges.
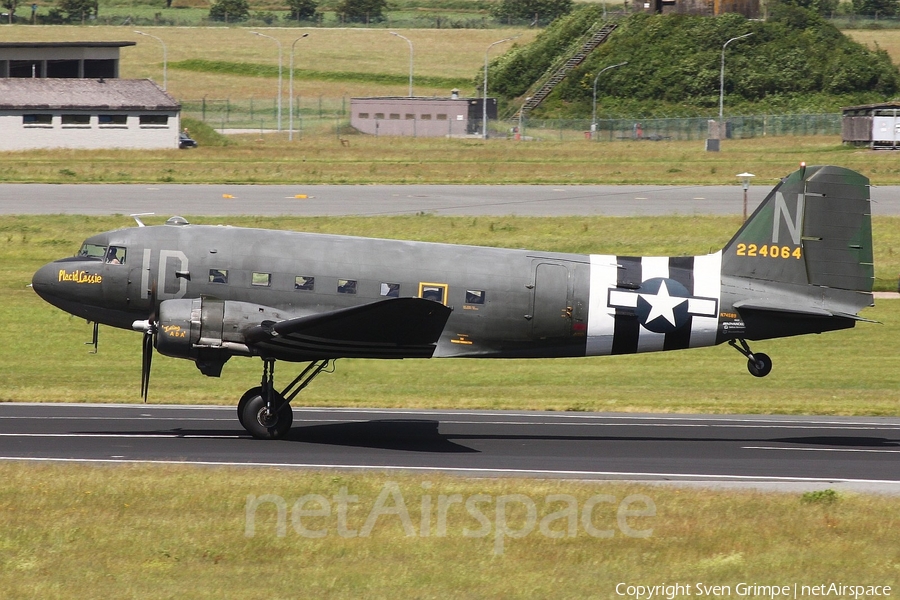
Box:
722, 165, 873, 293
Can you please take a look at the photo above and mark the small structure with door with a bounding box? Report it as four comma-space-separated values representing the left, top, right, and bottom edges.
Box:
842, 102, 900, 149
350, 95, 496, 137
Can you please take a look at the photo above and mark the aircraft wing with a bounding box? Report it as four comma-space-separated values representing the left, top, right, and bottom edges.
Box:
245, 297, 453, 360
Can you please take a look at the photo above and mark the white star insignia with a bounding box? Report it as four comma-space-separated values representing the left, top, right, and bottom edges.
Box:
639, 280, 687, 327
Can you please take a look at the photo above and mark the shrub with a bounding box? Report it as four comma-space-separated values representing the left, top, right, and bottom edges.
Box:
208, 0, 249, 22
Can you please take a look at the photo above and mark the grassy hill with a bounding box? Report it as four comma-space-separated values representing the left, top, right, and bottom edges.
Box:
489, 6, 900, 118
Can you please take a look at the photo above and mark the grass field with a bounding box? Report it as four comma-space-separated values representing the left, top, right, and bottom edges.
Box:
1, 464, 898, 599
4, 214, 899, 414
5, 131, 900, 185
0, 25, 539, 100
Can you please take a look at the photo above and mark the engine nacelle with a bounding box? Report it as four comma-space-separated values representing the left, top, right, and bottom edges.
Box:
155, 297, 291, 377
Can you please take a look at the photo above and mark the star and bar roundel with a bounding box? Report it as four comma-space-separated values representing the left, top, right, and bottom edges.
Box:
608, 277, 718, 334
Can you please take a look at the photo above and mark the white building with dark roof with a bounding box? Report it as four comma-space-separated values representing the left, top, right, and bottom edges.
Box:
0, 78, 181, 150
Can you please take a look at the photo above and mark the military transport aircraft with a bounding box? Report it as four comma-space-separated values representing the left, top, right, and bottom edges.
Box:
32, 165, 874, 439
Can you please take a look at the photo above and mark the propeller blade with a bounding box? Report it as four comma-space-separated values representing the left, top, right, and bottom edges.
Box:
141, 330, 153, 403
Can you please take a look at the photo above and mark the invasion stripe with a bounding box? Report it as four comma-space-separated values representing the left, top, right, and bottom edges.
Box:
611, 256, 641, 355
664, 255, 694, 351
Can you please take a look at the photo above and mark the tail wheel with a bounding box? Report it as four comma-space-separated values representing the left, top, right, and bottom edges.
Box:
240, 390, 293, 440
747, 353, 772, 378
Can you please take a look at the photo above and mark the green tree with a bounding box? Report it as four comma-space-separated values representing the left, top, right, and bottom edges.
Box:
335, 0, 387, 23
851, 0, 899, 16
2, 0, 17, 23
287, 0, 317, 20
208, 0, 249, 21
57, 0, 98, 21
491, 0, 573, 24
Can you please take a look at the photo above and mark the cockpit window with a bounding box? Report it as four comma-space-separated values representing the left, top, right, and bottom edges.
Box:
77, 243, 106, 260
106, 246, 125, 265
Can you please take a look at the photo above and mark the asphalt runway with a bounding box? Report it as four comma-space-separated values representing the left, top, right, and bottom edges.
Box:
2, 404, 898, 492
3, 183, 900, 216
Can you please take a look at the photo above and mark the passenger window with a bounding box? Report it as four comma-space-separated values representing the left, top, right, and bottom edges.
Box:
381, 283, 400, 297
419, 282, 447, 304
295, 276, 315, 291
251, 272, 271, 287
209, 269, 228, 284
465, 290, 485, 304
337, 279, 357, 294
106, 246, 126, 264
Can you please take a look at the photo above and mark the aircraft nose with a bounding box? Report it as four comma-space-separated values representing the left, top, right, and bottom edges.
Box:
31, 258, 104, 311
31, 261, 59, 301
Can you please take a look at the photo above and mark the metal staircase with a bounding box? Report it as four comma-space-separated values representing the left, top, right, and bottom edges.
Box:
511, 22, 618, 120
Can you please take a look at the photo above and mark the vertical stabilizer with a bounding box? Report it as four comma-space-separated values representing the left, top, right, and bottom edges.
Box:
722, 165, 873, 293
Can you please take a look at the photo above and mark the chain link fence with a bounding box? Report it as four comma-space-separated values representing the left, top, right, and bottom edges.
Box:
183, 98, 842, 142
507, 113, 842, 142
182, 96, 350, 136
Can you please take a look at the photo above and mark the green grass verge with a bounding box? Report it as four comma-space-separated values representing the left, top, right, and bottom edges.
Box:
171, 59, 470, 89
0, 464, 897, 599
6, 135, 900, 185
4, 214, 899, 414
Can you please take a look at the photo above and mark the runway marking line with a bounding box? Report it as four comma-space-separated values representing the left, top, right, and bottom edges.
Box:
0, 456, 897, 485
744, 446, 900, 454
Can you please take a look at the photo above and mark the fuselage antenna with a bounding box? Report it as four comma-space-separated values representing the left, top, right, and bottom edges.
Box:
130, 213, 154, 227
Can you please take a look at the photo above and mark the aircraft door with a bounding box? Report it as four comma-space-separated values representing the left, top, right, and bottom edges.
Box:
531, 262, 571, 339
126, 248, 152, 312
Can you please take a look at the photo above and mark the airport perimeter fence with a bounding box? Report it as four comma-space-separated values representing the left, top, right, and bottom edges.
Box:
509, 113, 842, 142
181, 96, 351, 137
182, 98, 842, 142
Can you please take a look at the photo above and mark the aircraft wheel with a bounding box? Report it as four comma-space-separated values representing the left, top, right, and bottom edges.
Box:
747, 353, 772, 378
237, 386, 261, 428
240, 390, 293, 440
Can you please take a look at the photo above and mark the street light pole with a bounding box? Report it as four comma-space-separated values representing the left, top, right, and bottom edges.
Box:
737, 172, 755, 222
134, 31, 167, 91
289, 33, 309, 142
719, 32, 753, 122
390, 32, 413, 97
251, 31, 283, 132
591, 61, 627, 140
483, 36, 516, 140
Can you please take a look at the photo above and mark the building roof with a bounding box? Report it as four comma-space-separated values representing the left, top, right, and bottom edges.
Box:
842, 102, 900, 112
351, 96, 479, 102
0, 42, 136, 49
0, 78, 179, 111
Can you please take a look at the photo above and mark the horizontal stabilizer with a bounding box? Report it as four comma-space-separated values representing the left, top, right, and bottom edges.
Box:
732, 300, 832, 317
246, 297, 452, 360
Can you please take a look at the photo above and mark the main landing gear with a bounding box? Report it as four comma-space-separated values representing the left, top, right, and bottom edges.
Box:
238, 358, 333, 439
728, 339, 772, 378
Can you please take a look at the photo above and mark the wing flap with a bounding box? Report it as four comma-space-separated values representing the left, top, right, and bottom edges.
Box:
246, 297, 452, 360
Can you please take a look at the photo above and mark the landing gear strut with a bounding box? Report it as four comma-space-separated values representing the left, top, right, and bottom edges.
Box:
238, 358, 333, 439
728, 339, 772, 378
